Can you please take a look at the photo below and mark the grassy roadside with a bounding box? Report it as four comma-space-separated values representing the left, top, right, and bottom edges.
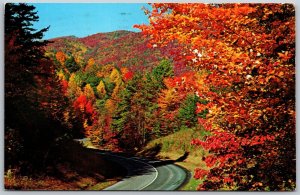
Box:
138, 126, 209, 191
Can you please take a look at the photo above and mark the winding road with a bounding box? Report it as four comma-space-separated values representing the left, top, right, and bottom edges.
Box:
101, 152, 189, 191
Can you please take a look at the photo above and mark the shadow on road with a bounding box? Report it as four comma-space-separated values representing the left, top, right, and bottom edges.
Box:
85, 148, 155, 178
85, 144, 190, 180
76, 142, 192, 190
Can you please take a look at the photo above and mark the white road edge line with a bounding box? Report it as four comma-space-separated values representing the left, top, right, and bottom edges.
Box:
103, 153, 158, 190
135, 158, 158, 190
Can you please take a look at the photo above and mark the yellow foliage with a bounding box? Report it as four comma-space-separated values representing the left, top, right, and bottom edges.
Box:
96, 80, 106, 98
83, 84, 95, 100
68, 73, 82, 97
85, 58, 95, 72
96, 64, 114, 78
109, 68, 124, 99
56, 69, 66, 81
109, 68, 122, 86
158, 88, 178, 110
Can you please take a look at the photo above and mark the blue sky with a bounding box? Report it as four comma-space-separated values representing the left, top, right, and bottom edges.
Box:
31, 3, 150, 39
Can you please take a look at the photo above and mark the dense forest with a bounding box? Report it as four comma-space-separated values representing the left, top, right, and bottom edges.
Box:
5, 3, 295, 191
44, 30, 201, 151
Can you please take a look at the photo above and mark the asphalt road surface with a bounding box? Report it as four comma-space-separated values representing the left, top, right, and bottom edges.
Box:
102, 153, 188, 191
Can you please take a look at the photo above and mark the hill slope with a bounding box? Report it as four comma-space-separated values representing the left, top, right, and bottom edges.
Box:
46, 30, 164, 72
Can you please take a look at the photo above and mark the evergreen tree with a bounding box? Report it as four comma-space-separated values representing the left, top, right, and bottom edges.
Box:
146, 59, 174, 92
5, 3, 49, 97
151, 59, 174, 84
111, 74, 139, 134
178, 94, 199, 128
5, 3, 78, 173
144, 59, 175, 137
5, 3, 66, 172
111, 74, 144, 149
111, 60, 175, 149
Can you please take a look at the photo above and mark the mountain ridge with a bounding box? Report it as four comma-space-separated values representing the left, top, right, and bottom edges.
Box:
46, 30, 164, 72
48, 30, 136, 41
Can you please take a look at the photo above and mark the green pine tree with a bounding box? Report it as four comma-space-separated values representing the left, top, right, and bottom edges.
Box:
178, 94, 199, 128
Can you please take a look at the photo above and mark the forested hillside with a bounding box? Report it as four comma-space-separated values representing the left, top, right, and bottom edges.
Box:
47, 31, 163, 72
44, 30, 202, 151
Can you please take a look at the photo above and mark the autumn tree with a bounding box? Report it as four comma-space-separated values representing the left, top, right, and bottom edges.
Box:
136, 3, 295, 190
96, 80, 107, 99
83, 84, 96, 101
157, 71, 203, 134
55, 51, 67, 66
85, 57, 95, 71
109, 68, 124, 99
73, 95, 97, 137
110, 83, 132, 139
67, 73, 82, 98
110, 68, 122, 85
120, 67, 134, 81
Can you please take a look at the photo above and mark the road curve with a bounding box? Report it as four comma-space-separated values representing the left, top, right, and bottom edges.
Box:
143, 163, 187, 190
102, 153, 188, 191
102, 154, 158, 190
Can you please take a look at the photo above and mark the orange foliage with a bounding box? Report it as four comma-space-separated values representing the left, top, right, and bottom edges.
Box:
136, 3, 295, 190
85, 57, 95, 72
55, 51, 66, 65
73, 95, 97, 137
